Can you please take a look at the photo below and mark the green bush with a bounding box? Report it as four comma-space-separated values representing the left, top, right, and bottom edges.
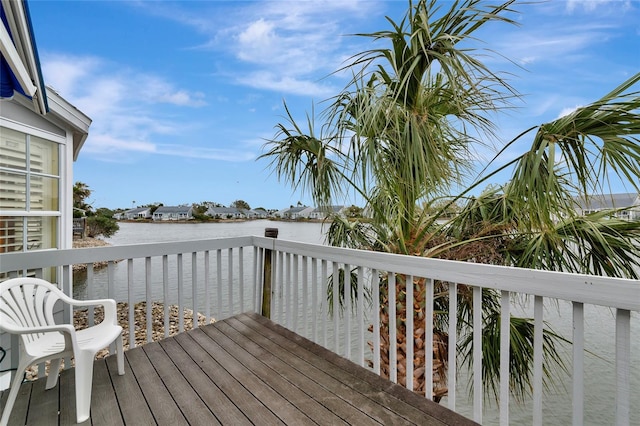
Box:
86, 215, 119, 238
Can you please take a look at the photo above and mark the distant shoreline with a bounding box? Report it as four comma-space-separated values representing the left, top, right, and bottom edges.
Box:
117, 218, 328, 224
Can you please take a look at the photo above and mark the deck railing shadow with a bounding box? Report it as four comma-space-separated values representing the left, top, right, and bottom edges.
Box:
1, 229, 638, 425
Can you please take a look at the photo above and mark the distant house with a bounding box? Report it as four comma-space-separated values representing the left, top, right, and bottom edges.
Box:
575, 193, 640, 221
308, 205, 346, 220
153, 206, 193, 221
278, 206, 314, 219
121, 207, 151, 220
206, 206, 245, 219
250, 208, 269, 218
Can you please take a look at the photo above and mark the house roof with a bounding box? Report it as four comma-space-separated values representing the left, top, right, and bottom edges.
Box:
576, 193, 640, 210
154, 206, 192, 214
126, 207, 150, 214
312, 205, 345, 213
286, 206, 308, 214
208, 207, 242, 214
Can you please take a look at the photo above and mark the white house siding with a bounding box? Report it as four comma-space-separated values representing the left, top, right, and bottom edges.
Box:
576, 193, 640, 220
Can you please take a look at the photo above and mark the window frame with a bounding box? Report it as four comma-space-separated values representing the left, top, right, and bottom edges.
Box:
0, 120, 65, 253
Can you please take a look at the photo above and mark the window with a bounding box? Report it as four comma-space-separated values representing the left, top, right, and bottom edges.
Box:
0, 126, 60, 253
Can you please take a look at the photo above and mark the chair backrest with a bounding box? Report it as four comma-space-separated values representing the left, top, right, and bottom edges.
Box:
0, 277, 65, 344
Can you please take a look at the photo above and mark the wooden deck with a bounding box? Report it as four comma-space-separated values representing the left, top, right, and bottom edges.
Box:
1, 312, 476, 425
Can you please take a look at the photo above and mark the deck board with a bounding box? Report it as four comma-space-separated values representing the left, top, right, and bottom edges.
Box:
217, 318, 386, 425
172, 331, 284, 426
234, 314, 448, 425
125, 344, 187, 425
0, 312, 477, 425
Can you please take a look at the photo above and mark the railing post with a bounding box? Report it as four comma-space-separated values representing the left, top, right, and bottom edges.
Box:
261, 228, 278, 318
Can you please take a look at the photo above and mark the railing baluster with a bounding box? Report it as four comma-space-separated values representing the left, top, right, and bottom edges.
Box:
447, 282, 456, 407
178, 253, 184, 333
389, 272, 397, 383
615, 308, 631, 426
216, 249, 222, 320
253, 247, 259, 313
473, 285, 482, 423
311, 257, 318, 343
357, 266, 364, 367
227, 248, 233, 317
127, 259, 135, 349
321, 259, 328, 349
573, 302, 584, 426
239, 247, 244, 313
333, 262, 340, 354
344, 263, 351, 361
87, 264, 94, 327
205, 251, 211, 323
163, 255, 169, 339
286, 253, 292, 330
192, 252, 198, 329
146, 257, 152, 342
533, 295, 544, 425
372, 269, 380, 375
302, 255, 308, 337
500, 290, 510, 425
292, 254, 299, 333
425, 277, 433, 399
277, 251, 284, 323
406, 274, 413, 391
63, 266, 73, 372
107, 261, 115, 300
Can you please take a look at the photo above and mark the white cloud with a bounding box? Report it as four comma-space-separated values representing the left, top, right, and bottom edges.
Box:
557, 105, 582, 119
235, 71, 336, 98
155, 144, 255, 162
565, 0, 632, 13
39, 53, 259, 162
494, 25, 612, 67
151, 1, 381, 97
237, 19, 277, 61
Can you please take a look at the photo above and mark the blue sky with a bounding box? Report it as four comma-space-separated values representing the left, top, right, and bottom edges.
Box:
28, 0, 639, 211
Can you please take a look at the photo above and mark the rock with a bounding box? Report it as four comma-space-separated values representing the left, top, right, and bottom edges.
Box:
71, 238, 113, 272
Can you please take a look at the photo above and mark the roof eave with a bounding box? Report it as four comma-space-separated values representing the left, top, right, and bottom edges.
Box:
46, 87, 91, 160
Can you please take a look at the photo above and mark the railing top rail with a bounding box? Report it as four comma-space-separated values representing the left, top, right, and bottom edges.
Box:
253, 236, 640, 311
0, 236, 255, 272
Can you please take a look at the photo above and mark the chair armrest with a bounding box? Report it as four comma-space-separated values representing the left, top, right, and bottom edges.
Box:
68, 298, 119, 325
1, 322, 75, 336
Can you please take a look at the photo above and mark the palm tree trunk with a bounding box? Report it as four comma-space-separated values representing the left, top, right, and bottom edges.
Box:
370, 275, 449, 402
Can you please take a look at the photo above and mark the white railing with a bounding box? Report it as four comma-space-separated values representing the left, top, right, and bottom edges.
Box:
1, 233, 638, 425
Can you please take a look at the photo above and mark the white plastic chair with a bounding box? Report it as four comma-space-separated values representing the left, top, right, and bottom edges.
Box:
0, 277, 124, 425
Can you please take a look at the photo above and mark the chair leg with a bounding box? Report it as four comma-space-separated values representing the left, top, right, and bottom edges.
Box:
45, 358, 63, 390
116, 334, 125, 375
0, 362, 28, 426
73, 351, 95, 423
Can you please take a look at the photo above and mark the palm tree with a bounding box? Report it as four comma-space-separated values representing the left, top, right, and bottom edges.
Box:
73, 181, 93, 215
260, 0, 640, 402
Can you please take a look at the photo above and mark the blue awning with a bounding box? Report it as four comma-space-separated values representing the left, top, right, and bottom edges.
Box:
0, 0, 48, 112
0, 3, 26, 98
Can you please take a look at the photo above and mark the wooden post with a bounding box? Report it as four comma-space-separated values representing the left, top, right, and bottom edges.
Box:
261, 228, 278, 318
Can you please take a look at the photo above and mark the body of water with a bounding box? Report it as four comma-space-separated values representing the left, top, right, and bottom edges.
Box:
79, 220, 638, 425
106, 220, 327, 246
